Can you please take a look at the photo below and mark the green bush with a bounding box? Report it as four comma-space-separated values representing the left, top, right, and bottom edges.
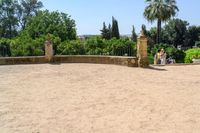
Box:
84, 36, 106, 55
84, 37, 136, 56
57, 40, 85, 55
185, 48, 200, 63
10, 35, 45, 56
108, 38, 136, 56
8, 33, 63, 56
1, 35, 136, 57
148, 54, 154, 64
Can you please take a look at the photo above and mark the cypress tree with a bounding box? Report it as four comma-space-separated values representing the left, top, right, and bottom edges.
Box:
100, 22, 110, 40
131, 25, 137, 42
108, 23, 112, 39
111, 16, 120, 39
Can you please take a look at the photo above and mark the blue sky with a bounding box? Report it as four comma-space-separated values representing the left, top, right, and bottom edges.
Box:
40, 0, 200, 35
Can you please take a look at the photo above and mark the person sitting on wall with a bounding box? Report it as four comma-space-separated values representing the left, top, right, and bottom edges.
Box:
160, 49, 167, 65
154, 49, 161, 65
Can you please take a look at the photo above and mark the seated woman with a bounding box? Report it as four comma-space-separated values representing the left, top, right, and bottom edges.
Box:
160, 49, 167, 65
154, 49, 161, 65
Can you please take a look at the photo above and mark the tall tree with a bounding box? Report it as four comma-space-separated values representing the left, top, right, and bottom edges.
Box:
108, 24, 112, 39
148, 27, 157, 47
100, 22, 110, 40
131, 25, 137, 42
0, 0, 19, 38
111, 16, 120, 39
19, 0, 43, 29
144, 0, 179, 44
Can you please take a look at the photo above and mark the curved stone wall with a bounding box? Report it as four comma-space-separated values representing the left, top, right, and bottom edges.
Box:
0, 55, 138, 67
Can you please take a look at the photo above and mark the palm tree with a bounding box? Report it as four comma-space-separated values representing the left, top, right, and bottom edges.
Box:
144, 0, 179, 44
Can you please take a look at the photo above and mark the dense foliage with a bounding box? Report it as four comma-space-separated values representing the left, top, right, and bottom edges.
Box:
162, 19, 189, 47
0, 38, 11, 57
57, 39, 85, 55
57, 37, 136, 56
0, 9, 77, 57
0, 0, 77, 57
144, 21, 200, 49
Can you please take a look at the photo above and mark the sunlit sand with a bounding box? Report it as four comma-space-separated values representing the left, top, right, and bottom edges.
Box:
0, 64, 200, 133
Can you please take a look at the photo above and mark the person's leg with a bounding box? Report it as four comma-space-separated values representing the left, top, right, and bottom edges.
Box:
154, 54, 157, 65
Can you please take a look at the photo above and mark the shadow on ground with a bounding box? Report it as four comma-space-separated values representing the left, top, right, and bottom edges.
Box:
49, 62, 61, 65
144, 65, 167, 71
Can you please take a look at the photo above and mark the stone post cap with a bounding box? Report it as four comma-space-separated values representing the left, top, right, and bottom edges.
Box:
45, 33, 53, 45
138, 30, 147, 39
140, 30, 145, 37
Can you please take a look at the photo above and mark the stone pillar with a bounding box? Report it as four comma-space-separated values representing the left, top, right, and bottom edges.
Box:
137, 31, 149, 67
45, 35, 53, 62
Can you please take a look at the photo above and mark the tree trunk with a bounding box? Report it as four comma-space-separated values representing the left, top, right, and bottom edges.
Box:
157, 19, 161, 44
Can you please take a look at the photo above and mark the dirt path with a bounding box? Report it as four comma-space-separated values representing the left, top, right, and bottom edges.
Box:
0, 64, 200, 133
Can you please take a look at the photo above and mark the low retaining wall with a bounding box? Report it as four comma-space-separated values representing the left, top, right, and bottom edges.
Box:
0, 55, 138, 67
0, 56, 47, 65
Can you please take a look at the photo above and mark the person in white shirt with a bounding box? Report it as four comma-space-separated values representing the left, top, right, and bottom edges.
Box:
160, 49, 167, 65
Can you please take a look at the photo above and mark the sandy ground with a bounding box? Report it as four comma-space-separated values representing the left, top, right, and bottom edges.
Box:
0, 63, 200, 133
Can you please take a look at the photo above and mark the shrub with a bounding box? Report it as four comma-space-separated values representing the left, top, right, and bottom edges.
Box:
57, 40, 85, 55
0, 38, 11, 57
84, 36, 106, 55
185, 48, 200, 63
108, 38, 136, 56
10, 35, 45, 56
148, 54, 154, 64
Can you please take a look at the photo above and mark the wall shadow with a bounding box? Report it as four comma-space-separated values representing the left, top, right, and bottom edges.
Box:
49, 62, 61, 65
143, 66, 167, 71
